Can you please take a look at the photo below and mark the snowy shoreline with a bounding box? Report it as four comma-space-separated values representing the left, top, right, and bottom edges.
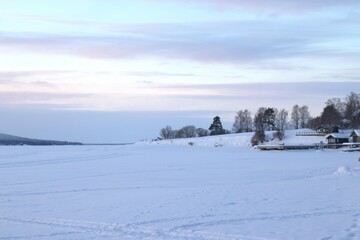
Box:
1, 132, 360, 239
138, 129, 326, 148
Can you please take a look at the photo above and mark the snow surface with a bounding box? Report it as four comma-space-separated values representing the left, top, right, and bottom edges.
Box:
1, 140, 360, 239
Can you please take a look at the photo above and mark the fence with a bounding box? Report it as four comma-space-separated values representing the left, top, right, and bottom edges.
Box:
295, 132, 328, 137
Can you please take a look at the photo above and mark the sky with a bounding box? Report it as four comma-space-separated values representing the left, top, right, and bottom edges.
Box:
0, 0, 360, 143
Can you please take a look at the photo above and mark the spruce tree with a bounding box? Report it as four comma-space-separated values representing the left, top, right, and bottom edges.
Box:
209, 116, 225, 135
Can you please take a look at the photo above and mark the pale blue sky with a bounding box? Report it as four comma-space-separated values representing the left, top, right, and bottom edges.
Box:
0, 0, 359, 142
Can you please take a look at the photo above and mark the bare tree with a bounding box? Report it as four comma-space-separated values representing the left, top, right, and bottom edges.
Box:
345, 92, 360, 127
182, 125, 197, 138
307, 116, 321, 129
353, 110, 360, 128
299, 105, 311, 128
196, 128, 209, 137
291, 104, 300, 129
177, 125, 197, 138
320, 105, 342, 126
160, 126, 174, 139
326, 98, 345, 117
275, 109, 288, 131
252, 108, 266, 145
232, 109, 252, 133
264, 108, 276, 131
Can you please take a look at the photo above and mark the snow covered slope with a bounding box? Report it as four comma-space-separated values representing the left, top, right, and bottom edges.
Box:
140, 129, 326, 147
140, 132, 254, 147
1, 145, 360, 239
271, 129, 325, 145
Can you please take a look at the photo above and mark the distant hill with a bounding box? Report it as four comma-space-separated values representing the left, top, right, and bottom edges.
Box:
0, 133, 82, 146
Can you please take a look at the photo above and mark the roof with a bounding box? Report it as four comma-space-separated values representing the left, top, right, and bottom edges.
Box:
316, 125, 330, 129
351, 130, 360, 136
325, 133, 350, 139
340, 129, 354, 135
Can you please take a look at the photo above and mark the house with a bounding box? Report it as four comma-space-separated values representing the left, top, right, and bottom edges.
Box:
315, 125, 341, 135
350, 130, 360, 143
316, 125, 330, 134
325, 133, 350, 148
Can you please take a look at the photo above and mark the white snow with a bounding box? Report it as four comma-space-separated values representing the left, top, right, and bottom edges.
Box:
1, 136, 360, 239
334, 166, 351, 175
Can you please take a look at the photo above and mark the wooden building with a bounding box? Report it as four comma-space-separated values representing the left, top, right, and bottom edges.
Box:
325, 133, 350, 148
350, 130, 360, 143
316, 125, 330, 134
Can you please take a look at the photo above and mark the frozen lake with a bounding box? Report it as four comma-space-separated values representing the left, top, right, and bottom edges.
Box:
1, 145, 360, 239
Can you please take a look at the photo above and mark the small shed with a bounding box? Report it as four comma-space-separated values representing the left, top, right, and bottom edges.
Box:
326, 133, 350, 148
350, 130, 360, 143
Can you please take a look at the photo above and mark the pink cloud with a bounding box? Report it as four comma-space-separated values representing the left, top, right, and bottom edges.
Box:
0, 24, 330, 65
0, 16, 358, 65
0, 81, 358, 116
152, 0, 360, 11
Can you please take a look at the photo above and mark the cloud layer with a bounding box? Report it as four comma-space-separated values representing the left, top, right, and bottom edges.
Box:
0, 19, 355, 65
2, 80, 359, 115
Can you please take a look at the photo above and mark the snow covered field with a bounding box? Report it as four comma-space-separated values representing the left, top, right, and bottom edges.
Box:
1, 143, 360, 239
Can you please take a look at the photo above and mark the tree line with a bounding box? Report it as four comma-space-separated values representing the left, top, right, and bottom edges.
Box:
159, 91, 360, 142
159, 116, 231, 140
307, 92, 360, 129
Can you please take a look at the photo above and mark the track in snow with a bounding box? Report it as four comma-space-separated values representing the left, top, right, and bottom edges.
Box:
0, 216, 273, 240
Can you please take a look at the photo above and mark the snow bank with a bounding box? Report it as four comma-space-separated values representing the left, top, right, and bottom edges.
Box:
334, 166, 351, 175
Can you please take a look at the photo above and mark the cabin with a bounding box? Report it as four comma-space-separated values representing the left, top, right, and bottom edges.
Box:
314, 125, 341, 135
296, 125, 342, 137
325, 133, 350, 148
350, 130, 360, 143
